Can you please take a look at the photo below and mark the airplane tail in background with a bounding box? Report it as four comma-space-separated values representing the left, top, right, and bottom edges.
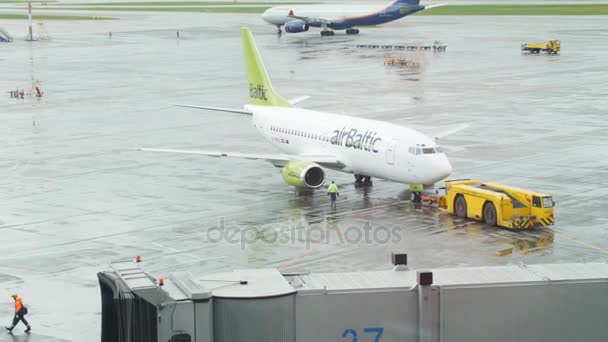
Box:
241, 27, 292, 108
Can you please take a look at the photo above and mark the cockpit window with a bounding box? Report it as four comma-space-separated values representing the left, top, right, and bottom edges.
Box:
409, 147, 424, 155
409, 145, 443, 155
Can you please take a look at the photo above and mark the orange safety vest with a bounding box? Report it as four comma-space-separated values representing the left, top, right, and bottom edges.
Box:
14, 297, 23, 313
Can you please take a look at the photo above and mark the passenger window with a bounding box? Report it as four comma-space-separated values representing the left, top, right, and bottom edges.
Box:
532, 196, 541, 208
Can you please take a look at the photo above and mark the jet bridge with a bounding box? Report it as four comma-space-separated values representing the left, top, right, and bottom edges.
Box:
98, 256, 608, 342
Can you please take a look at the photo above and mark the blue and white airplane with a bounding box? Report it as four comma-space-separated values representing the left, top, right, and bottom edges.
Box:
262, 0, 442, 36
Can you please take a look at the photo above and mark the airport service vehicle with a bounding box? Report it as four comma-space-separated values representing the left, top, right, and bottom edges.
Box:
413, 179, 555, 229
521, 39, 561, 54
262, 0, 443, 36
139, 28, 460, 190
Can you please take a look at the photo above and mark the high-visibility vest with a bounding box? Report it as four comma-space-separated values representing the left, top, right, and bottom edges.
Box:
15, 298, 23, 313
328, 184, 339, 193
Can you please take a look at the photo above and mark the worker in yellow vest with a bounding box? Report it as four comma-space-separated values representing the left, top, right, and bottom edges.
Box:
327, 181, 340, 208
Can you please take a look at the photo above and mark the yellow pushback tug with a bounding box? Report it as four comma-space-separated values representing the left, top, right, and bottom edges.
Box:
412, 180, 555, 229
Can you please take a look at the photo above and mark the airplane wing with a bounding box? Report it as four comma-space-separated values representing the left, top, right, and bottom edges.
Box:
288, 15, 332, 27
173, 103, 252, 116
431, 123, 470, 139
423, 3, 445, 10
137, 148, 345, 169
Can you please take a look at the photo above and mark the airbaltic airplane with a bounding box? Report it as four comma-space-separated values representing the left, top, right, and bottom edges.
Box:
262, 0, 441, 36
139, 28, 453, 190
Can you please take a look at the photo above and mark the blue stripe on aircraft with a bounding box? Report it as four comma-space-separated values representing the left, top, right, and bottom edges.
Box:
309, 4, 426, 30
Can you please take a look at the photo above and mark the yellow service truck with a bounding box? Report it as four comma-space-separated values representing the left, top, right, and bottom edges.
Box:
414, 180, 555, 229
521, 39, 560, 54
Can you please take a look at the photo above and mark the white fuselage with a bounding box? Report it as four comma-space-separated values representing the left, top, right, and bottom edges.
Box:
262, 4, 388, 26
246, 105, 452, 185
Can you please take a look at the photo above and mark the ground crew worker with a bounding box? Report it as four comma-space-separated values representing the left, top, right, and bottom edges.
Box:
5, 294, 30, 334
327, 181, 339, 208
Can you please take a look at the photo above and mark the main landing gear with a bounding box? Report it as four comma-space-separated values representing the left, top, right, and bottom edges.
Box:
354, 174, 372, 185
320, 29, 359, 36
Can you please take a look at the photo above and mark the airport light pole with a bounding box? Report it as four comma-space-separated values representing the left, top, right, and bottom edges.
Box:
27, 2, 33, 41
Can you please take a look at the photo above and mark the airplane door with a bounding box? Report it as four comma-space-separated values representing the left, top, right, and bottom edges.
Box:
386, 140, 397, 165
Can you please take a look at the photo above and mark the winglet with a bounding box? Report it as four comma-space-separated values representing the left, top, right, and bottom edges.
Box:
242, 27, 292, 108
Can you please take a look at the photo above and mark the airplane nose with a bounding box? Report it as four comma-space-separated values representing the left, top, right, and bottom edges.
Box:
441, 157, 453, 179
262, 8, 272, 22
423, 155, 452, 185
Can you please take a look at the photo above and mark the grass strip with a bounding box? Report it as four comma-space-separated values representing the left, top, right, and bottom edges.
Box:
0, 13, 114, 19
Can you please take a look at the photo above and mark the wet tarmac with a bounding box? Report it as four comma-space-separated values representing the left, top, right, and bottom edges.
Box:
1, 10, 608, 341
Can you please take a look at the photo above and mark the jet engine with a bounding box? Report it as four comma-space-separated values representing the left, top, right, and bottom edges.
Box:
285, 20, 310, 33
281, 161, 325, 189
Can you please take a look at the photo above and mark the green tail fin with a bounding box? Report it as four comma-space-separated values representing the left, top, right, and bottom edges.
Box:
242, 27, 292, 108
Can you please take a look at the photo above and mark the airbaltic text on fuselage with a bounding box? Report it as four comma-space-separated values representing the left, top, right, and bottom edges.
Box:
249, 83, 268, 101
331, 127, 381, 153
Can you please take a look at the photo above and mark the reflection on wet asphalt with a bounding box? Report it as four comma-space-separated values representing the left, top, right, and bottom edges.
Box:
1, 12, 608, 341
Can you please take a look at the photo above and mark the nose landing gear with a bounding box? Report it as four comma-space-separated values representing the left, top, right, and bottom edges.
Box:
276, 25, 283, 35
410, 191, 422, 203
